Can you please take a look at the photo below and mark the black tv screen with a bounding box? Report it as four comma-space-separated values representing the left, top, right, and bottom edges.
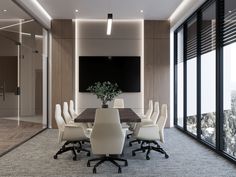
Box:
79, 56, 140, 92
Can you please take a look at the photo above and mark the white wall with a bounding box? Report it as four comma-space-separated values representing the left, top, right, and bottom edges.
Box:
76, 20, 143, 114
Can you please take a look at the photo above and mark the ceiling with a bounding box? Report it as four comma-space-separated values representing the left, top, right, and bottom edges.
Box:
37, 0, 183, 20
0, 0, 30, 19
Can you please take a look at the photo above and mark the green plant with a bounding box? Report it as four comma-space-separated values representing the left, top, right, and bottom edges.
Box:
87, 81, 122, 106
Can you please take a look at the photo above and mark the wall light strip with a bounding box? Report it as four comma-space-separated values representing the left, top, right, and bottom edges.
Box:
106, 13, 113, 35
74, 19, 79, 113
31, 0, 52, 21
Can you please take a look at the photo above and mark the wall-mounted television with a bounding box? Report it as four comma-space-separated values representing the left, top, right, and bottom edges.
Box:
79, 56, 140, 92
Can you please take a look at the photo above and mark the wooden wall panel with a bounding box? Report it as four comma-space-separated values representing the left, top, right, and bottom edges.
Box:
51, 20, 74, 128
144, 39, 154, 110
144, 20, 170, 127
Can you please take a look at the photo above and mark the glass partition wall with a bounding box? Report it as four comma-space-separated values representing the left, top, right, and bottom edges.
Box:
174, 0, 236, 163
0, 1, 47, 156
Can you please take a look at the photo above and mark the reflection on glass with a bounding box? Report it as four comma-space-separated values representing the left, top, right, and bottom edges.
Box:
0, 1, 47, 155
177, 28, 184, 127
223, 0, 236, 157
223, 44, 236, 157
186, 17, 197, 135
200, 2, 216, 145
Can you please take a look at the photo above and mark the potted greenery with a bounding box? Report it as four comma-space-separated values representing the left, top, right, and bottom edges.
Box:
87, 81, 122, 108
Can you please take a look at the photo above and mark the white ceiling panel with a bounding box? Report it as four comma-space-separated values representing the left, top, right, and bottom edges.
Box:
37, 0, 183, 20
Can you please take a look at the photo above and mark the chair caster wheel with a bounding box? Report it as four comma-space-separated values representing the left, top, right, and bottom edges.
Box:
53, 155, 57, 159
77, 150, 80, 153
118, 168, 122, 173
146, 156, 150, 160
87, 161, 90, 167
73, 156, 77, 161
87, 152, 90, 156
132, 152, 135, 156
93, 168, 96, 174
124, 161, 128, 166
129, 143, 132, 147
142, 149, 145, 152
138, 140, 141, 144
165, 154, 169, 159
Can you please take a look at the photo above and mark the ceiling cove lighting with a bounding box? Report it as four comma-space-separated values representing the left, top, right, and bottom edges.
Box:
106, 13, 112, 35
31, 0, 52, 21
168, 0, 191, 22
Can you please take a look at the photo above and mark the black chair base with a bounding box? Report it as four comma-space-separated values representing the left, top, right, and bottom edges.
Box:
54, 140, 90, 161
126, 133, 132, 139
132, 140, 169, 160
87, 155, 128, 174
129, 139, 141, 146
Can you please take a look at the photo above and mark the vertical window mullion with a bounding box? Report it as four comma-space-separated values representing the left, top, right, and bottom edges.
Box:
197, 11, 202, 140
216, 0, 224, 151
183, 24, 188, 131
174, 32, 178, 126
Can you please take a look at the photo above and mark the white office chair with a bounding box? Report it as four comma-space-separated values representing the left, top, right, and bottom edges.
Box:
69, 100, 78, 119
127, 100, 154, 139
113, 98, 124, 108
129, 101, 159, 146
87, 108, 128, 174
140, 100, 153, 119
63, 102, 73, 124
54, 104, 90, 161
131, 104, 169, 160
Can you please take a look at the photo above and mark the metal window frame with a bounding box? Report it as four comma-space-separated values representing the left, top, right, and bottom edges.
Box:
174, 0, 236, 164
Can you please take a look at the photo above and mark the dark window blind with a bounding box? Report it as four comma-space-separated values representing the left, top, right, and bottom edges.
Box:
223, 9, 236, 46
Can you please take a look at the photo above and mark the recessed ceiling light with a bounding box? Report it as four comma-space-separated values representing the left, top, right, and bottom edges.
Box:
229, 10, 232, 13
3, 9, 7, 12
75, 9, 79, 13
140, 10, 144, 13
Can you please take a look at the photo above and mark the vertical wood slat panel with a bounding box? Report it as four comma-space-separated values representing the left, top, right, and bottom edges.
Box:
144, 20, 170, 127
51, 20, 74, 128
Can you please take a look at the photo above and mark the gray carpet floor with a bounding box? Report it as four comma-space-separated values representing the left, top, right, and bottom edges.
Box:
0, 128, 235, 177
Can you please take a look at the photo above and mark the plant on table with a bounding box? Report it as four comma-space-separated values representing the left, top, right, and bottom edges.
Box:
87, 81, 122, 108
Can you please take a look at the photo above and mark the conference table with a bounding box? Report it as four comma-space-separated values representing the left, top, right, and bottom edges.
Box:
74, 108, 141, 123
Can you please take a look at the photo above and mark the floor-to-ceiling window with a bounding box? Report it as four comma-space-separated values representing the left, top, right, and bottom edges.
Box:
176, 28, 184, 128
174, 0, 236, 163
186, 16, 197, 135
223, 0, 236, 158
0, 1, 48, 156
200, 2, 216, 145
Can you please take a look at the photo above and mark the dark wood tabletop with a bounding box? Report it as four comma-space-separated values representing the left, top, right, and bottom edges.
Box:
74, 108, 141, 123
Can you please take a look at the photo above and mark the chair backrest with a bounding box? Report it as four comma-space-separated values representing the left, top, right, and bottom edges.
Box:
150, 101, 159, 124
55, 104, 66, 142
144, 100, 153, 119
113, 98, 124, 108
69, 100, 78, 119
63, 102, 72, 124
90, 108, 125, 155
157, 104, 168, 143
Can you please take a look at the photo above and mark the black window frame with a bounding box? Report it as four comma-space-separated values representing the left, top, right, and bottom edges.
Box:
174, 0, 236, 164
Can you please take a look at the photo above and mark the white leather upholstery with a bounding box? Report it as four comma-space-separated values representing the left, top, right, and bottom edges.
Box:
69, 100, 78, 119
113, 98, 124, 108
142, 101, 159, 124
63, 102, 73, 124
134, 104, 168, 142
140, 100, 153, 119
90, 108, 125, 155
55, 104, 89, 143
